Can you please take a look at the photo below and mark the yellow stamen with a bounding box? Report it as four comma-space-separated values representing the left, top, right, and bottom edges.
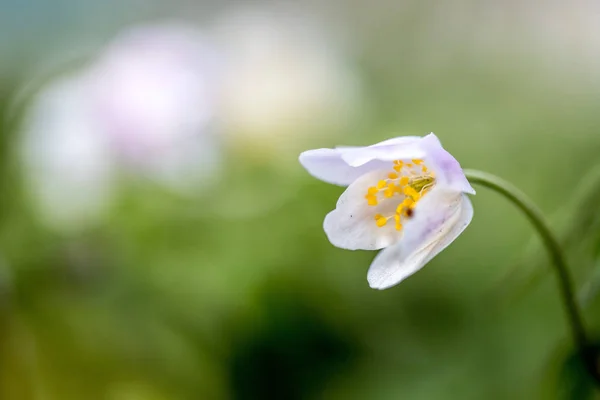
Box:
404, 186, 419, 199
371, 159, 436, 228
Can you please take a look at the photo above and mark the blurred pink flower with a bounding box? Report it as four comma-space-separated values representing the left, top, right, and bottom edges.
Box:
20, 21, 221, 231
86, 23, 220, 168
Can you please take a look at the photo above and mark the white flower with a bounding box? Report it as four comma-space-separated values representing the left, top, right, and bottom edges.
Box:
299, 133, 475, 289
20, 76, 115, 231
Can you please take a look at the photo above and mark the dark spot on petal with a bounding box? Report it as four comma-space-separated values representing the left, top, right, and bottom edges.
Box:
406, 209, 414, 218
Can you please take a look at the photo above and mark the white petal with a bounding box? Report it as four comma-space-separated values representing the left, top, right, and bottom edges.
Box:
299, 136, 422, 186
323, 169, 403, 250
420, 133, 475, 195
340, 136, 425, 167
299, 148, 389, 186
373, 136, 422, 146
367, 191, 474, 289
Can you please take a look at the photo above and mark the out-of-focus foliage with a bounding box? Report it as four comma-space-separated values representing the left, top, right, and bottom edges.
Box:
557, 345, 600, 400
2, 1, 600, 399
503, 165, 600, 305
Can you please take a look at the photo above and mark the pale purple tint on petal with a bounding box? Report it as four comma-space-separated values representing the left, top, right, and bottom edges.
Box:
420, 133, 475, 194
367, 192, 473, 289
401, 190, 471, 256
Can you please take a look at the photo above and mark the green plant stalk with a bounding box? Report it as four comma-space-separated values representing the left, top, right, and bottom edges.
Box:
464, 169, 600, 384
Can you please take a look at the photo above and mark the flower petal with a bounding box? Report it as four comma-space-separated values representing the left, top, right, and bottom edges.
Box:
299, 136, 423, 186
420, 133, 475, 194
323, 169, 404, 250
299, 148, 390, 186
299, 133, 474, 194
367, 190, 474, 289
339, 136, 425, 167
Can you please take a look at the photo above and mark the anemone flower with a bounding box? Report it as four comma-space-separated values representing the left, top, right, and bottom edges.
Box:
300, 133, 475, 289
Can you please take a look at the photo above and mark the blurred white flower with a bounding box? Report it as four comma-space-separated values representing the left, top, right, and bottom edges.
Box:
20, 21, 221, 232
300, 134, 475, 289
21, 75, 115, 231
213, 6, 361, 155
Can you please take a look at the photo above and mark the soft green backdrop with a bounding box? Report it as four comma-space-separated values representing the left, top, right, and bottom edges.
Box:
1, 1, 600, 399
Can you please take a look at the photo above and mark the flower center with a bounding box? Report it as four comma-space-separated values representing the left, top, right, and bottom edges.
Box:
364, 159, 435, 231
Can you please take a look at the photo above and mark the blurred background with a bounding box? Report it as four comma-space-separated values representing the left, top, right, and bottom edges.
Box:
2, 0, 600, 398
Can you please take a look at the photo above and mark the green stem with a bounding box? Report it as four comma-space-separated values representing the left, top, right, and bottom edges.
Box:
464, 169, 599, 383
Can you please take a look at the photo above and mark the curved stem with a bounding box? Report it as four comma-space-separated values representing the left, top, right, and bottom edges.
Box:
464, 169, 599, 383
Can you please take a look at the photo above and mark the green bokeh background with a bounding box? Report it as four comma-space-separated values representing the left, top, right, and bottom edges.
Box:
2, 1, 600, 399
